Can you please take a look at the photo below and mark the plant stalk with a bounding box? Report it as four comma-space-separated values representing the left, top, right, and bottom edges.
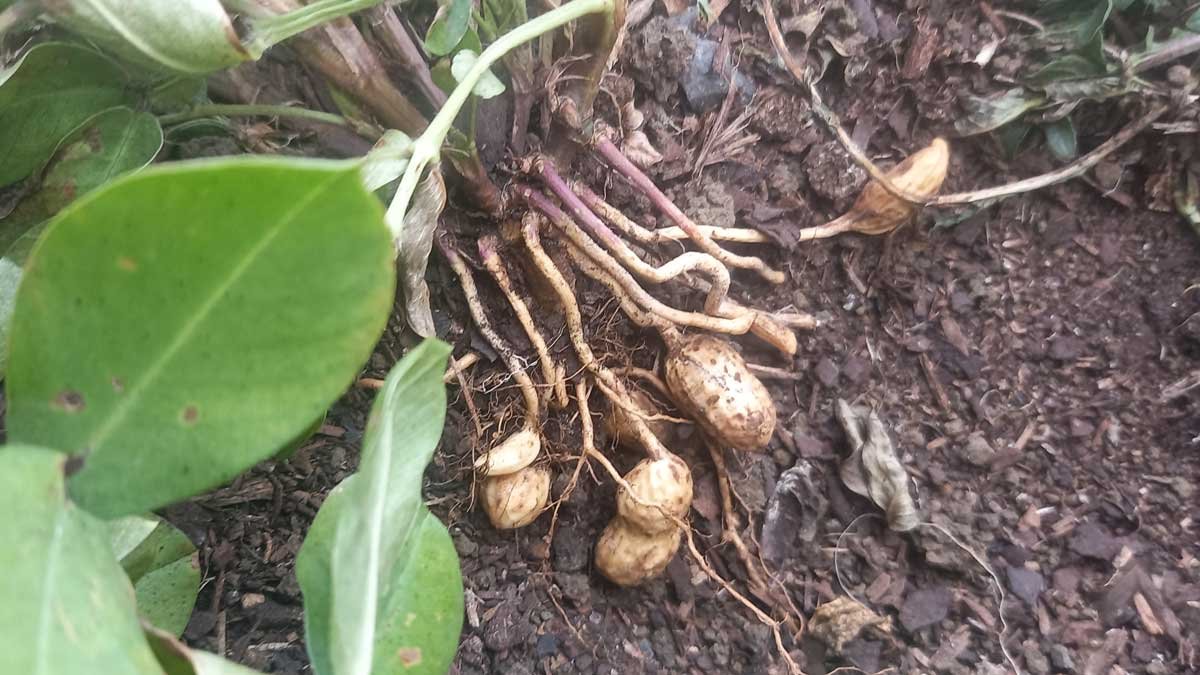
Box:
157, 103, 369, 133
386, 0, 614, 233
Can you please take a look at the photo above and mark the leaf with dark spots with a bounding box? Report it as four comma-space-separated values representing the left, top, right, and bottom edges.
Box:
7, 159, 394, 517
0, 43, 131, 188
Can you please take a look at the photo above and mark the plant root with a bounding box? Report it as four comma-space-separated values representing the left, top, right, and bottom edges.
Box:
479, 236, 570, 409
520, 185, 757, 335
592, 136, 785, 284
573, 181, 769, 244
520, 214, 672, 461
438, 236, 540, 427
537, 158, 733, 314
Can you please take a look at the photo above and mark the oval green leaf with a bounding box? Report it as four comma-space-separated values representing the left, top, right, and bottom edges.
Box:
44, 0, 249, 74
110, 514, 201, 636
0, 446, 164, 674
297, 339, 463, 675
0, 42, 132, 187
7, 158, 396, 518
1043, 117, 1078, 161
425, 0, 473, 56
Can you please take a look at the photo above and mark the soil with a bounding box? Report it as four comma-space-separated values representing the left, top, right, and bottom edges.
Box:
174, 1, 1200, 673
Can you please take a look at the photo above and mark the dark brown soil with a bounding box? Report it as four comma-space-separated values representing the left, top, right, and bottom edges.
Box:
176, 1, 1200, 673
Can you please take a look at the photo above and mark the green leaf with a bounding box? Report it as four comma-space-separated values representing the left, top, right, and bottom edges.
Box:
1039, 0, 1114, 47
297, 339, 463, 675
996, 121, 1033, 160
0, 106, 162, 378
0, 42, 131, 187
1043, 117, 1078, 160
451, 50, 506, 99
144, 626, 264, 674
0, 446, 164, 674
7, 158, 396, 518
110, 515, 200, 636
1025, 54, 1107, 88
425, 0, 473, 56
955, 89, 1046, 136
43, 0, 249, 74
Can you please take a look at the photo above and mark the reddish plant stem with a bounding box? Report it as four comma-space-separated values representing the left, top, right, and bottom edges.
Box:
519, 185, 755, 334
592, 137, 785, 284
538, 157, 732, 315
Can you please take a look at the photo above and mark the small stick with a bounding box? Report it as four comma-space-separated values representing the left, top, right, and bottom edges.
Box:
521, 215, 671, 461
479, 236, 570, 409
438, 237, 540, 426
520, 185, 757, 335
538, 158, 733, 314
592, 137, 786, 284
575, 183, 770, 243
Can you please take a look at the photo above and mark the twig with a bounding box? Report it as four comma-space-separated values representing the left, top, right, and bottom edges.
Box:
479, 237, 570, 409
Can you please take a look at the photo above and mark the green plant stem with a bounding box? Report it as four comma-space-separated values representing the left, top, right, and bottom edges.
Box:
158, 103, 356, 129
244, 0, 389, 54
385, 0, 613, 237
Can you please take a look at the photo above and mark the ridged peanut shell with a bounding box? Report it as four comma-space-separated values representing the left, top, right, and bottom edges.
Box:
594, 518, 682, 586
474, 428, 540, 476
665, 334, 777, 451
482, 465, 551, 529
604, 388, 672, 448
616, 455, 693, 535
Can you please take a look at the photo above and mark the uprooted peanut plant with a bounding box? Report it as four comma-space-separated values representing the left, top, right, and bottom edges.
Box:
0, 0, 966, 672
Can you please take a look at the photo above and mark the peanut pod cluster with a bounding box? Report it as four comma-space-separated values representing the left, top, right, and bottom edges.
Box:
449, 135, 950, 586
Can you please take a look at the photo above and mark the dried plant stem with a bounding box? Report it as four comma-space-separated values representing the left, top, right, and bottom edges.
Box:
593, 137, 785, 284
538, 159, 733, 314
521, 186, 756, 335
574, 183, 770, 243
479, 237, 570, 409
363, 6, 448, 109
760, 0, 1169, 209
521, 215, 671, 461
438, 237, 540, 427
